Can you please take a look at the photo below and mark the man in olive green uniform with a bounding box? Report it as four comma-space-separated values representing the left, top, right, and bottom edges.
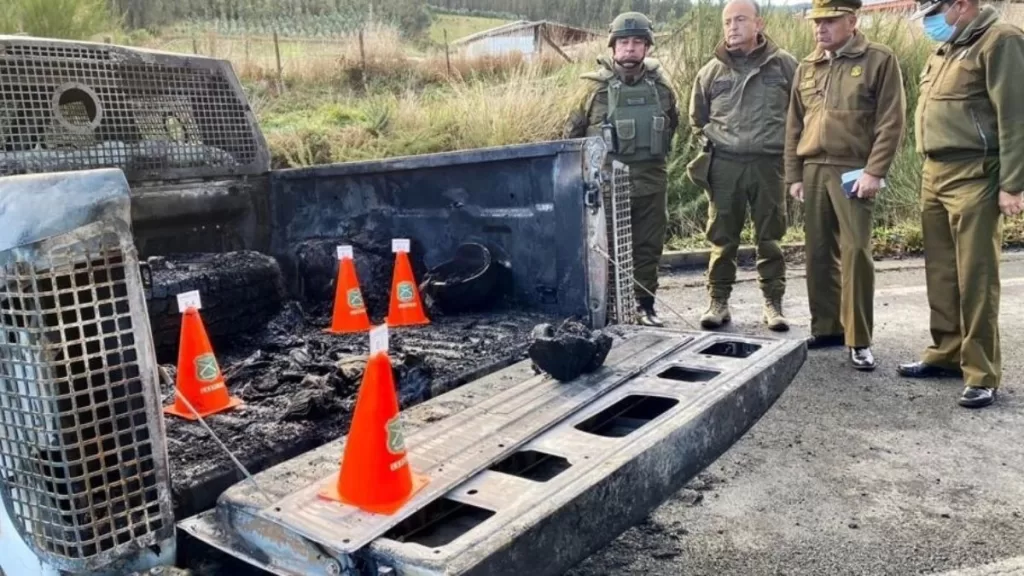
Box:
689, 0, 798, 332
784, 0, 906, 371
563, 12, 680, 327
897, 0, 1024, 409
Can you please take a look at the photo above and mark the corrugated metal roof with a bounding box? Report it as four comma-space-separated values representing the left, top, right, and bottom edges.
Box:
451, 20, 602, 47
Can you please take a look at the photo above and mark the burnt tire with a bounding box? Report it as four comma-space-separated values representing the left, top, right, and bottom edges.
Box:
144, 251, 287, 365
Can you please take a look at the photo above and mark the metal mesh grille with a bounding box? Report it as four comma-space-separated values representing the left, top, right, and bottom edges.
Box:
0, 36, 269, 182
605, 160, 636, 325
0, 229, 172, 566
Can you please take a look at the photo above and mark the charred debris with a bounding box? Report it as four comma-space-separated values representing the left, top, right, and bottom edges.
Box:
143, 241, 607, 496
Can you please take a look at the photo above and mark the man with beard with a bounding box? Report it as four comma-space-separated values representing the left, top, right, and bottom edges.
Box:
563, 11, 681, 327
784, 0, 906, 371
688, 0, 798, 332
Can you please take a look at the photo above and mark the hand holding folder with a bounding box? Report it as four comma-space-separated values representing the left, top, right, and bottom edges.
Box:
842, 168, 886, 199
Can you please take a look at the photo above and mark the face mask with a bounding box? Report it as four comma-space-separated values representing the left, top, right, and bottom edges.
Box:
924, 13, 956, 42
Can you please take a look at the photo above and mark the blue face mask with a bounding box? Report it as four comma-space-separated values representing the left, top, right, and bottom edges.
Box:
923, 13, 956, 42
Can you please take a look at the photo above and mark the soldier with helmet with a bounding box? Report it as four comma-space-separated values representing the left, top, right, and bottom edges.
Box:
896, 0, 1024, 408
563, 11, 681, 327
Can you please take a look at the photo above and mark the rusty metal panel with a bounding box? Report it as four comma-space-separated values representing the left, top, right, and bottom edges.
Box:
0, 169, 175, 573
0, 35, 270, 182
605, 160, 636, 325
256, 329, 694, 554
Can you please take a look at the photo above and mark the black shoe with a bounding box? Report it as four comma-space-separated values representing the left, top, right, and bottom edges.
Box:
897, 361, 963, 379
850, 347, 876, 371
637, 304, 665, 327
958, 387, 996, 408
806, 334, 844, 349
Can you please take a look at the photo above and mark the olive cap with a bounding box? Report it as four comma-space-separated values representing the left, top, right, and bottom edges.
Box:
806, 0, 862, 19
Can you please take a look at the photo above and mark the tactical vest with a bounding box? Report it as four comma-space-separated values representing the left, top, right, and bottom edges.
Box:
598, 76, 670, 163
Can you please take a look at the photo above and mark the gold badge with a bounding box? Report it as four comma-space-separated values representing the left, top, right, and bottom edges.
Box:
851, 65, 863, 77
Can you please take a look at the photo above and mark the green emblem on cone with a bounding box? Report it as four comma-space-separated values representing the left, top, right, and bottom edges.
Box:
397, 282, 414, 303
386, 415, 405, 454
195, 353, 220, 382
347, 288, 364, 309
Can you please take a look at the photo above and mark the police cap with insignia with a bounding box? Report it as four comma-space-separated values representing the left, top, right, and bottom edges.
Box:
806, 0, 863, 19
908, 0, 951, 20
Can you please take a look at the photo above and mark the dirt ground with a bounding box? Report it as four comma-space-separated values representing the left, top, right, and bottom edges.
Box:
569, 254, 1024, 576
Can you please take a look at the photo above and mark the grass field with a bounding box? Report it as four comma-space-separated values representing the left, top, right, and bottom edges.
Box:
130, 3, 1024, 253
6, 1, 1024, 253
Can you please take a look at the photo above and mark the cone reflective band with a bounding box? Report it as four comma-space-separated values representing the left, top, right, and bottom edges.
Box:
326, 244, 371, 334
164, 291, 243, 420
319, 324, 429, 514
387, 238, 429, 327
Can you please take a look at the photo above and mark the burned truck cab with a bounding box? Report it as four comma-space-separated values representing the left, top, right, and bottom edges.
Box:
0, 33, 649, 574
0, 34, 807, 576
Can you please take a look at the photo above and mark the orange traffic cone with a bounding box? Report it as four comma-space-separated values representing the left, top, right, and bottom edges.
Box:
319, 325, 429, 514
386, 239, 429, 327
325, 246, 371, 334
164, 296, 243, 420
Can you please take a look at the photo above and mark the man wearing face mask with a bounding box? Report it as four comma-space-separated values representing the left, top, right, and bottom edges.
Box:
784, 0, 906, 372
688, 0, 799, 332
896, 0, 1024, 409
563, 12, 680, 327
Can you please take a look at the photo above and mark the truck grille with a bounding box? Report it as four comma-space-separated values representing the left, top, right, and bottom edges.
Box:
0, 223, 174, 569
0, 35, 270, 182
605, 160, 636, 325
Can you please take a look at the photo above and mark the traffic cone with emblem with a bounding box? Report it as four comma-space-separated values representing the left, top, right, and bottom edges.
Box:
325, 245, 371, 334
386, 238, 430, 327
164, 290, 243, 420
319, 324, 429, 514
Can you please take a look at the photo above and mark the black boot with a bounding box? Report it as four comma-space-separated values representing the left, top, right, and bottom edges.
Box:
958, 387, 996, 408
637, 298, 665, 327
897, 361, 963, 379
806, 334, 844, 349
850, 347, 876, 371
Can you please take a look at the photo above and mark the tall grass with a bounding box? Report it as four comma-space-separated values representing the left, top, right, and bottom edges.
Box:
244, 5, 942, 245
0, 0, 121, 40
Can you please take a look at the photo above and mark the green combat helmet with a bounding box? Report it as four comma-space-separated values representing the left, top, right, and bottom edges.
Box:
608, 12, 655, 47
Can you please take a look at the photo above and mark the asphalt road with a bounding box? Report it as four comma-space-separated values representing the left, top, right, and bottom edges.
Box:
569, 253, 1024, 576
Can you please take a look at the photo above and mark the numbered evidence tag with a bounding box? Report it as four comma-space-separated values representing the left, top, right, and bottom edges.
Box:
369, 324, 389, 355
392, 239, 411, 254
177, 290, 202, 313
337, 245, 354, 261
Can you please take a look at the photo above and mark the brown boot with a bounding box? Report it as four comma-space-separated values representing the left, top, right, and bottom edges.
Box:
762, 297, 789, 332
700, 297, 731, 329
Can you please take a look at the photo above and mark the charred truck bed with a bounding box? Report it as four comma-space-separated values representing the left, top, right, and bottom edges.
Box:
150, 259, 555, 518
0, 34, 629, 527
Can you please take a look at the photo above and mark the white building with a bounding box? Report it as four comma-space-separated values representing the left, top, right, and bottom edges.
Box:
450, 20, 603, 60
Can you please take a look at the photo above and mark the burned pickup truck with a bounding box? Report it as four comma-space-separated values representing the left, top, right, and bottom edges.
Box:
0, 35, 805, 576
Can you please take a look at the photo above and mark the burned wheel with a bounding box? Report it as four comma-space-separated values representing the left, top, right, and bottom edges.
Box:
143, 251, 287, 364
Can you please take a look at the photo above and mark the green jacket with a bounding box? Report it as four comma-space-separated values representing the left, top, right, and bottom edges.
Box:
563, 55, 681, 165
784, 31, 907, 184
689, 34, 798, 157
915, 5, 1024, 193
